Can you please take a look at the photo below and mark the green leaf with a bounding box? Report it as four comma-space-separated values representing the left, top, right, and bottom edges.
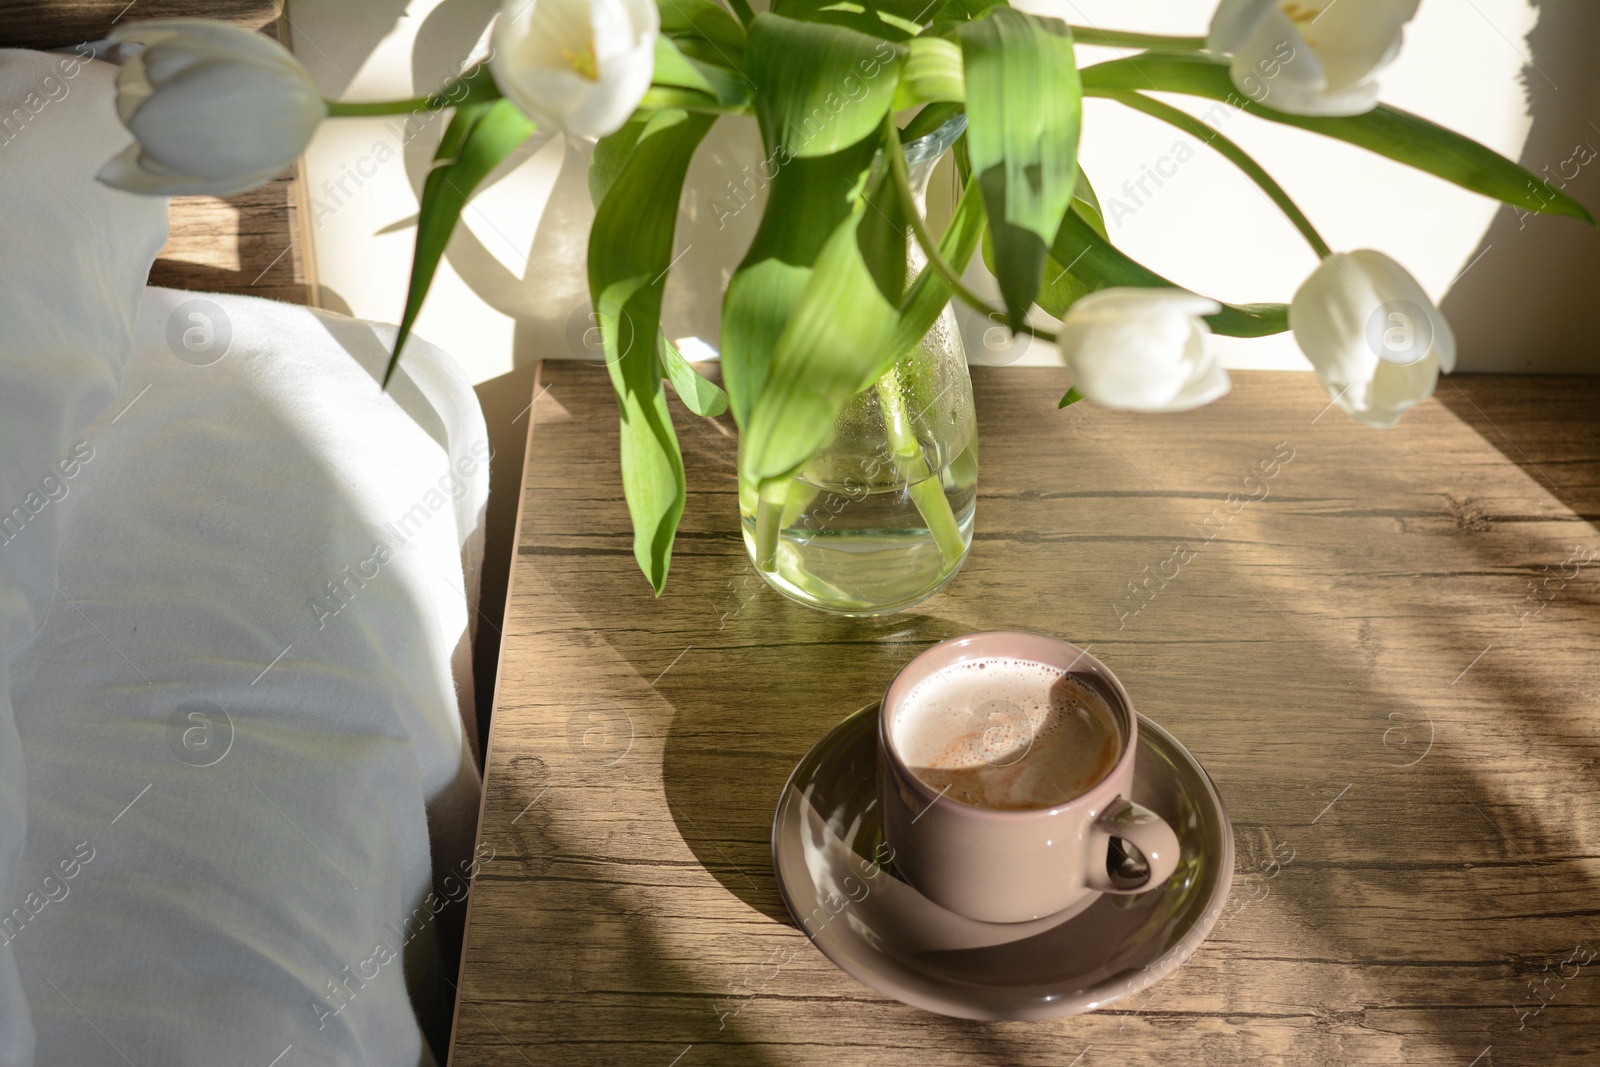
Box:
869, 170, 985, 387
590, 114, 650, 207
743, 178, 903, 481
921, 0, 971, 26
588, 109, 717, 593
893, 35, 963, 109
1071, 164, 1107, 240
872, 0, 965, 22
388, 100, 535, 385
652, 35, 720, 95
720, 132, 881, 428
1034, 239, 1093, 317
1080, 52, 1595, 223
856, 143, 909, 304
747, 14, 905, 157
657, 0, 748, 58
900, 100, 964, 143
647, 35, 754, 111
1046, 207, 1288, 337
1058, 386, 1085, 408
959, 8, 1081, 329
661, 336, 729, 417
427, 61, 503, 109
742, 124, 983, 485
1027, 163, 1106, 311
771, 0, 919, 41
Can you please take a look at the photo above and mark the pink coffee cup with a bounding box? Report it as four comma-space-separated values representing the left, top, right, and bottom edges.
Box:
878, 631, 1181, 923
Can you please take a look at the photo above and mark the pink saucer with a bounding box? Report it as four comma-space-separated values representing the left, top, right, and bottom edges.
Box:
771, 702, 1234, 1020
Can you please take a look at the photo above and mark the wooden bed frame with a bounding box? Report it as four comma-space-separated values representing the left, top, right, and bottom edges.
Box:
0, 0, 312, 306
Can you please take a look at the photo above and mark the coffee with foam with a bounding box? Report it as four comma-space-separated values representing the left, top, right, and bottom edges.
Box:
891, 656, 1123, 811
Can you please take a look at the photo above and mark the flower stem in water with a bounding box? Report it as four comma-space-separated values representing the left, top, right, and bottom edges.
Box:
874, 369, 967, 571
753, 477, 789, 572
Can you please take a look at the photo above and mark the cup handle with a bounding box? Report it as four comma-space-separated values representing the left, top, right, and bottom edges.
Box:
1085, 797, 1181, 894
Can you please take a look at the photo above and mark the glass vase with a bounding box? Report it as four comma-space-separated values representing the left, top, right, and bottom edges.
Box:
737, 116, 977, 616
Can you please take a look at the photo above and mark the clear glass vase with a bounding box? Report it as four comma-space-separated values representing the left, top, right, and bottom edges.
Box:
738, 117, 977, 616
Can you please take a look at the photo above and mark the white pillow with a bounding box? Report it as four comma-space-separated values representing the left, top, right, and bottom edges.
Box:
0, 48, 170, 1067
9, 287, 489, 1067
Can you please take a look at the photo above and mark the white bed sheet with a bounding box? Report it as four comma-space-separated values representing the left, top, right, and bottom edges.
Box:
7, 287, 490, 1067
0, 48, 172, 1067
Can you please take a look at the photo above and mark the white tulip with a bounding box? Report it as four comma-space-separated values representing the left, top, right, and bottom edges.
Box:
1290, 250, 1456, 428
491, 0, 659, 139
1057, 289, 1230, 413
1207, 0, 1420, 116
97, 20, 326, 197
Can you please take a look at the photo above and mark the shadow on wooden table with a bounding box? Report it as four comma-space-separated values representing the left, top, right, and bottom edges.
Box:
480, 362, 1600, 1064
649, 369, 1600, 1064
658, 600, 970, 927
486, 364, 1121, 1064
1435, 376, 1600, 525
1181, 375, 1600, 1064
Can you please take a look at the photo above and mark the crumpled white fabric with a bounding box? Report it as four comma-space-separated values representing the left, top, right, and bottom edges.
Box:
9, 286, 489, 1067
0, 47, 170, 1067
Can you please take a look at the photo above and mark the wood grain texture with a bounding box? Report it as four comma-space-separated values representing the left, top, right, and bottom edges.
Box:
0, 0, 281, 49
453, 362, 1600, 1067
148, 172, 310, 304
1, 1, 311, 305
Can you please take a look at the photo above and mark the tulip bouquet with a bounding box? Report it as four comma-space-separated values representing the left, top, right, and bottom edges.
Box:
95, 1, 1592, 596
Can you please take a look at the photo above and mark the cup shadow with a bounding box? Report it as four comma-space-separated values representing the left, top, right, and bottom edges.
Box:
657, 598, 966, 927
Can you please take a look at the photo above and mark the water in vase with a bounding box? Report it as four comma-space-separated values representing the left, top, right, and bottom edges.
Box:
738, 362, 978, 616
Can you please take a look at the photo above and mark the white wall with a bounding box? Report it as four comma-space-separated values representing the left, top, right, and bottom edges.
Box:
288, 0, 1599, 383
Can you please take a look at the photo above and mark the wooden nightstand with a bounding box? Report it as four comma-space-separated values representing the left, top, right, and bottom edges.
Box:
451, 361, 1600, 1066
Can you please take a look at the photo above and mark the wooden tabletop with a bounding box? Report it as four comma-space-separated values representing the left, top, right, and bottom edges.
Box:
451, 360, 1600, 1067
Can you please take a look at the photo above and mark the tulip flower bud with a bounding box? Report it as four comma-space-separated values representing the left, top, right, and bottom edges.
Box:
97, 20, 326, 197
1057, 289, 1230, 413
1290, 250, 1456, 428
1208, 0, 1420, 116
490, 0, 659, 139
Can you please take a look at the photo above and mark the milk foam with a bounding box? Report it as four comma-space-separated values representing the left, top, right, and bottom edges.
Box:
893, 657, 1122, 811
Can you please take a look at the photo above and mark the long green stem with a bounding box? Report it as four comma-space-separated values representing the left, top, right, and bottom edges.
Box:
325, 98, 433, 116
882, 117, 1060, 345
874, 374, 967, 570
875, 119, 975, 570
781, 481, 823, 527
1091, 88, 1335, 260
637, 88, 753, 116
326, 63, 502, 119
752, 477, 789, 572
1067, 27, 1209, 51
